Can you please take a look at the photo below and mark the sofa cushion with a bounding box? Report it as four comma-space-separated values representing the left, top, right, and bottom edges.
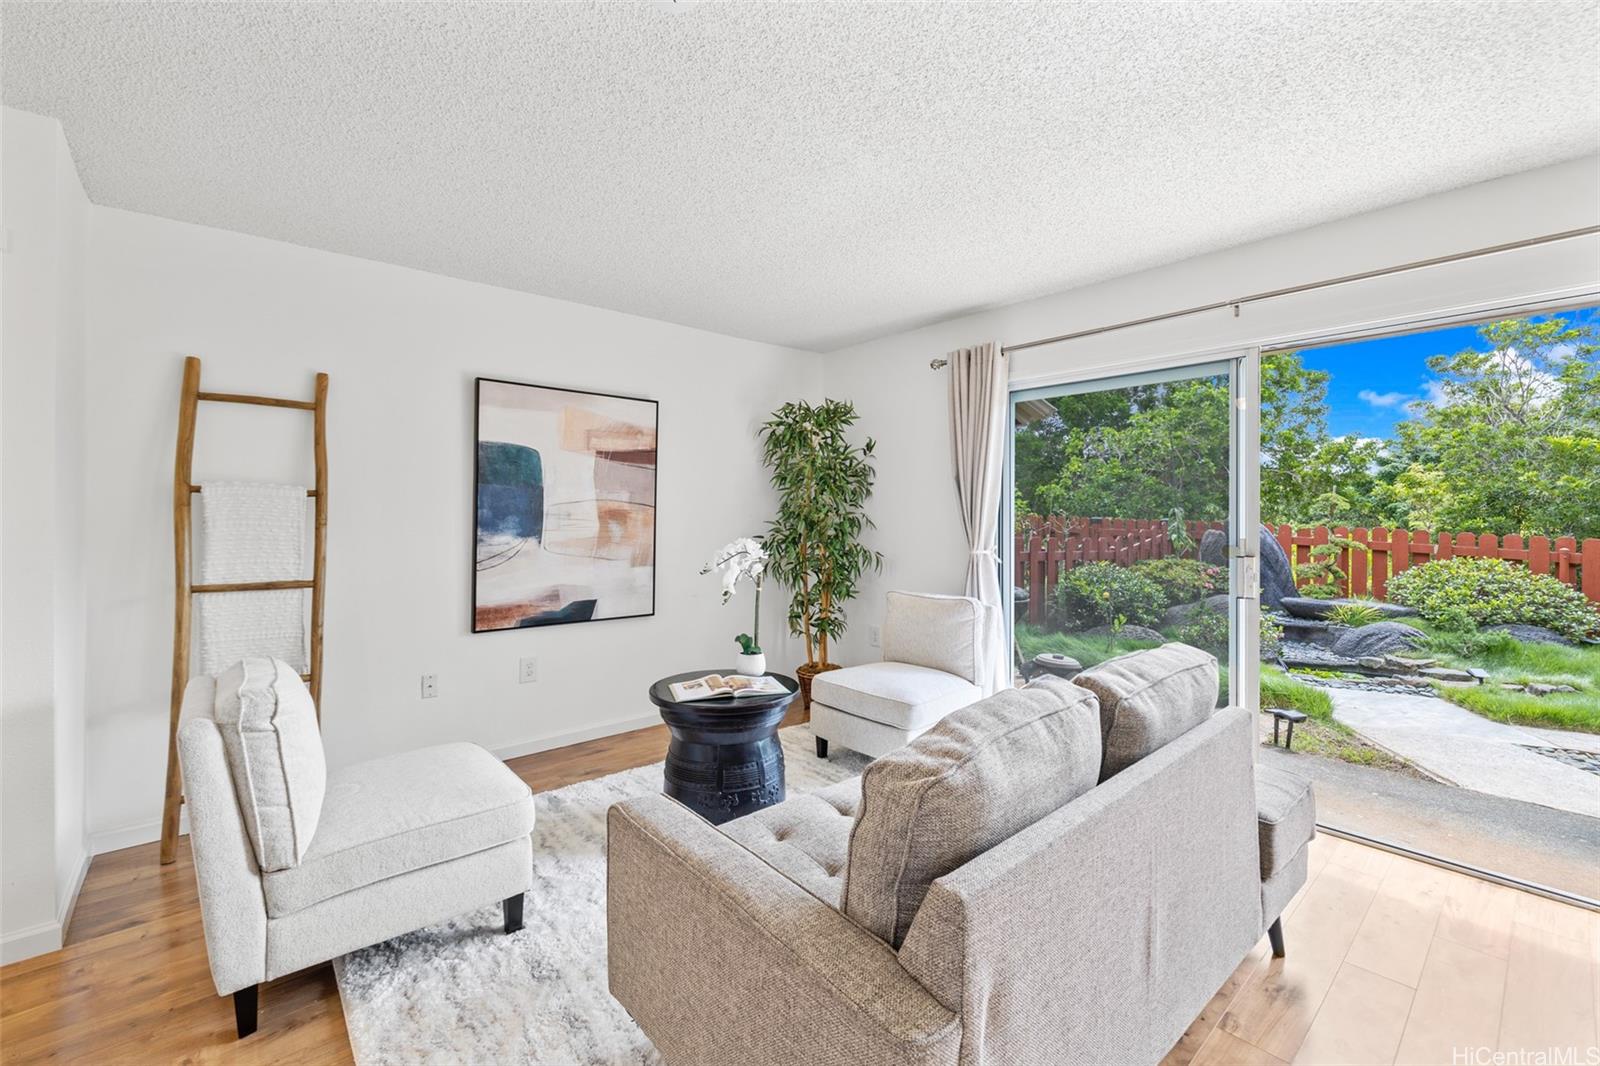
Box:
212, 658, 326, 871
1072, 643, 1219, 780
811, 662, 982, 731
262, 742, 534, 917
1255, 763, 1316, 879
843, 678, 1101, 947
719, 779, 861, 907
881, 591, 985, 686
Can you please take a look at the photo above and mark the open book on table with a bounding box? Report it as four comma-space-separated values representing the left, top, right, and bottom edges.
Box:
668, 673, 787, 702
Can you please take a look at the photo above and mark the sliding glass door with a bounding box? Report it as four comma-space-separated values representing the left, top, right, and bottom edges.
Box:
1007, 353, 1260, 707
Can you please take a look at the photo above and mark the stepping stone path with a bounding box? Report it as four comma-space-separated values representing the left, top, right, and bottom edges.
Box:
1522, 746, 1600, 776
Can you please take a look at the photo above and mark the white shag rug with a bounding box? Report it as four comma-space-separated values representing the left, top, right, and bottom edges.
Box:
332, 723, 869, 1065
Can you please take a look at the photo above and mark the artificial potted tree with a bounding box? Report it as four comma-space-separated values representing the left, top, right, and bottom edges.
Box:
759, 399, 883, 709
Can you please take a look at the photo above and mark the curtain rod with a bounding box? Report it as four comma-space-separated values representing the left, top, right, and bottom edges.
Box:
927, 225, 1599, 367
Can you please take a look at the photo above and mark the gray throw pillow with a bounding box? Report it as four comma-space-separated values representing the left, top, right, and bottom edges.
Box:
842, 677, 1101, 948
1072, 642, 1219, 780
212, 657, 326, 871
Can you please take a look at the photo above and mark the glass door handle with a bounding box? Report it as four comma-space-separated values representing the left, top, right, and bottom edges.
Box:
1235, 556, 1260, 599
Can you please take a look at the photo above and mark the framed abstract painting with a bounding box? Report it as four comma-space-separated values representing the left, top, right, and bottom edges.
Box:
473, 377, 658, 632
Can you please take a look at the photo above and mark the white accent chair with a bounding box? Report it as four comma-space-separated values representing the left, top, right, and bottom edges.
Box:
177, 660, 535, 1038
810, 591, 992, 759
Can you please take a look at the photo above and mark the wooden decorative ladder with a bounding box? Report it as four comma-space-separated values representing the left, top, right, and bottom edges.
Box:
160, 355, 329, 865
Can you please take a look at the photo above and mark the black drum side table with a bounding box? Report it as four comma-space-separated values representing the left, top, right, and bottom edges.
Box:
647, 671, 799, 825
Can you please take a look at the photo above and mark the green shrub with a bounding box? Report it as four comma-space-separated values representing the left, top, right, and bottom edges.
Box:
1326, 603, 1384, 628
1261, 614, 1284, 660
1176, 605, 1229, 651
1132, 557, 1224, 606
1013, 623, 1162, 670
1054, 562, 1167, 629
1387, 557, 1600, 640
1430, 604, 1478, 636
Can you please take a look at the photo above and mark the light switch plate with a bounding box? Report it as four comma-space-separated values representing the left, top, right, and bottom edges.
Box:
421, 674, 438, 699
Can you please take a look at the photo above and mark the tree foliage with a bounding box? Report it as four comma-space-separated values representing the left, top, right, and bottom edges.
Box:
1011, 312, 1599, 541
1388, 316, 1600, 539
1013, 353, 1373, 526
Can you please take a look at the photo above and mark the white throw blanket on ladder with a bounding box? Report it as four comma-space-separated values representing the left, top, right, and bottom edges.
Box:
195, 481, 309, 676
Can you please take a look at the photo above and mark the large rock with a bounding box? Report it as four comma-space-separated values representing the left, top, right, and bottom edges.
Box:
1331, 621, 1428, 659
1162, 593, 1231, 629
1484, 623, 1576, 647
1199, 526, 1294, 608
1279, 597, 1419, 621
1258, 526, 1297, 609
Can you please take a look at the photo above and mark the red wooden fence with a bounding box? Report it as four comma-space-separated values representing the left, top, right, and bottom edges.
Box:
1012, 516, 1225, 624
1267, 525, 1600, 605
1013, 515, 1600, 624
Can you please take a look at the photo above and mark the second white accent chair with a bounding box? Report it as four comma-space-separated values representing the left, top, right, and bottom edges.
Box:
811, 591, 993, 759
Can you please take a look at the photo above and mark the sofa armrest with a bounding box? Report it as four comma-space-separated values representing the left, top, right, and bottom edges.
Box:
607, 794, 959, 1066
176, 676, 268, 995
898, 705, 1262, 1066
883, 590, 990, 688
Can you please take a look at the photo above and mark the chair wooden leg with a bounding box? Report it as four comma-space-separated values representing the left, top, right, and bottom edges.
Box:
815, 737, 829, 759
1268, 917, 1285, 958
504, 893, 525, 934
233, 985, 258, 1039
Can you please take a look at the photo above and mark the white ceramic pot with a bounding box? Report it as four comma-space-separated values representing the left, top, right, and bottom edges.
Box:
735, 652, 767, 676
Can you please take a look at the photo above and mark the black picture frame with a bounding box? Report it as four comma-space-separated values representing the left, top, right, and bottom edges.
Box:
472, 376, 659, 633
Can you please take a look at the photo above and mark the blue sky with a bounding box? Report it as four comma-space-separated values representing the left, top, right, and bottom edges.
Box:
1299, 304, 1598, 440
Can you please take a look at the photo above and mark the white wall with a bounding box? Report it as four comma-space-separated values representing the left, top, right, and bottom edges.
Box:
1, 107, 90, 963
817, 156, 1600, 668
81, 206, 819, 851
14, 105, 1600, 965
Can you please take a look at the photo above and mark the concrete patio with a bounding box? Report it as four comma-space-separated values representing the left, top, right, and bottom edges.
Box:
1327, 687, 1600, 819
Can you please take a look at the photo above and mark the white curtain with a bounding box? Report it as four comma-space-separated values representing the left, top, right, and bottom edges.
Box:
947, 342, 1009, 694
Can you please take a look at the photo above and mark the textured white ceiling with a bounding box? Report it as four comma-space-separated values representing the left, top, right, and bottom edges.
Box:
5, 2, 1598, 351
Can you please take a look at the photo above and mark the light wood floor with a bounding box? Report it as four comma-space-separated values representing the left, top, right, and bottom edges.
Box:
3, 716, 1596, 1065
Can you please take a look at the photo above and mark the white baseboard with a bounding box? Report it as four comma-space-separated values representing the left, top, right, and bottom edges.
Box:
490, 713, 661, 761
0, 849, 94, 964
89, 811, 188, 857
1, 918, 63, 965
57, 847, 91, 936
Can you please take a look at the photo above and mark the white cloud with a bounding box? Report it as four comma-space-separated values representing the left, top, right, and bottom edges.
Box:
1358, 389, 1409, 408
1405, 344, 1561, 417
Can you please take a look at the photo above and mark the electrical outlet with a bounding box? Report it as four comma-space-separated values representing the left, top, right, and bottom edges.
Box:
519, 656, 539, 684
420, 674, 438, 699
868, 625, 881, 648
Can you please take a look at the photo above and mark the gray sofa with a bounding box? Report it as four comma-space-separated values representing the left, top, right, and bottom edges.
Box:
608, 643, 1313, 1066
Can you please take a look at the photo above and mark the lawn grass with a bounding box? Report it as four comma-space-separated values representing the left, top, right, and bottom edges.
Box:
1261, 665, 1333, 720
1013, 623, 1162, 669
1259, 666, 1413, 770
1409, 622, 1600, 733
